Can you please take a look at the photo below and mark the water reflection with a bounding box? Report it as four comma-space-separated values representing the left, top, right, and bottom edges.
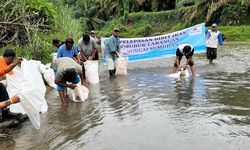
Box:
174, 78, 195, 107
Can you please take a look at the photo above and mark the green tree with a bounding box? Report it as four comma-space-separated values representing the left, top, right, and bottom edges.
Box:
75, 0, 105, 30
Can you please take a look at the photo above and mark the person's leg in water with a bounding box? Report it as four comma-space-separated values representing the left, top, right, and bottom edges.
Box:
206, 47, 212, 63
188, 58, 195, 77
57, 84, 68, 105
212, 48, 217, 63
82, 63, 86, 84
108, 56, 116, 78
207, 47, 217, 64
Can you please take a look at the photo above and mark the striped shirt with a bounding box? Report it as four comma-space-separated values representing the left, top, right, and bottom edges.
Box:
53, 57, 82, 81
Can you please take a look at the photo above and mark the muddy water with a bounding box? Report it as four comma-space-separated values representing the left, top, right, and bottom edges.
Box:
4, 42, 250, 150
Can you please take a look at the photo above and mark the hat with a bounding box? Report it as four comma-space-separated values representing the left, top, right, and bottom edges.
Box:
90, 30, 96, 34
211, 23, 217, 27
113, 28, 120, 32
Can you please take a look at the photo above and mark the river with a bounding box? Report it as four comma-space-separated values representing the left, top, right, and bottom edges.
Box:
3, 42, 250, 150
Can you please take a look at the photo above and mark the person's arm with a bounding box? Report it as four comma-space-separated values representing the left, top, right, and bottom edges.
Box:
175, 56, 181, 71
218, 33, 223, 45
89, 40, 98, 60
89, 48, 98, 60
72, 46, 80, 63
54, 71, 76, 89
175, 49, 181, 71
0, 95, 20, 109
55, 79, 76, 89
80, 51, 88, 62
115, 51, 120, 57
3, 57, 22, 75
79, 73, 85, 85
73, 55, 81, 64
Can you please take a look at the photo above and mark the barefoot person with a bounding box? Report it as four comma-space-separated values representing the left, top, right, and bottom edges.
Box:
53, 57, 85, 104
172, 43, 195, 77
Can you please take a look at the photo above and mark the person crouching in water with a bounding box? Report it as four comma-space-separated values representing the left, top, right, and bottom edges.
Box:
105, 28, 121, 77
54, 57, 85, 105
172, 43, 195, 77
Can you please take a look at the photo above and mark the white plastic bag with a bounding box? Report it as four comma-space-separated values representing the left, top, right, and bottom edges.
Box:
180, 69, 189, 78
68, 84, 89, 102
168, 68, 189, 78
6, 60, 48, 129
107, 57, 115, 70
39, 63, 56, 88
115, 57, 128, 75
28, 60, 56, 88
84, 60, 99, 84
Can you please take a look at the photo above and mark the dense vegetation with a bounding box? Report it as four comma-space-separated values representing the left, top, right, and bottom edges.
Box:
0, 0, 250, 63
0, 0, 82, 63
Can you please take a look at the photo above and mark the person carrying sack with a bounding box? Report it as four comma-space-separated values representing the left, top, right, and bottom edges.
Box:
105, 28, 121, 77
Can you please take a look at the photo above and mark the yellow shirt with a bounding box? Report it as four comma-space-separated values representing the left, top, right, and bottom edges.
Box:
0, 57, 13, 78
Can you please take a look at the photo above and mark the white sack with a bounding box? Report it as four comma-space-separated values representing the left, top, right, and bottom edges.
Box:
115, 57, 128, 75
68, 84, 89, 102
7, 60, 48, 129
84, 60, 99, 84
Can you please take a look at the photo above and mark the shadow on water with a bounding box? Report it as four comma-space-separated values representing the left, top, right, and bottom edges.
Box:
3, 42, 250, 150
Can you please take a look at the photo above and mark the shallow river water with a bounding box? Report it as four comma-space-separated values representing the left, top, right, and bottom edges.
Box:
4, 42, 250, 150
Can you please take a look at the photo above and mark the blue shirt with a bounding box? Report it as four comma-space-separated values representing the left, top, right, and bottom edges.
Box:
105, 35, 120, 59
105, 35, 120, 53
57, 44, 78, 58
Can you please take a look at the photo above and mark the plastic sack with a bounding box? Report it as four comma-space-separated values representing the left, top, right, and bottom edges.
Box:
84, 60, 99, 84
39, 63, 56, 88
107, 57, 115, 70
115, 57, 128, 75
180, 69, 189, 78
51, 53, 57, 62
28, 60, 56, 88
7, 60, 48, 129
168, 68, 189, 78
68, 84, 89, 102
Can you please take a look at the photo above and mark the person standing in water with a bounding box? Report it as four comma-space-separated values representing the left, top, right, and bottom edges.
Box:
105, 28, 121, 77
206, 23, 223, 63
172, 43, 195, 77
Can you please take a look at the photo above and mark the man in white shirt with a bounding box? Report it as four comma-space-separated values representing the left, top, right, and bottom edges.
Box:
206, 23, 223, 63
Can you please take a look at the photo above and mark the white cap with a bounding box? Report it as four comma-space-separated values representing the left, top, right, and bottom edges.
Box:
211, 23, 217, 27
90, 30, 96, 34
